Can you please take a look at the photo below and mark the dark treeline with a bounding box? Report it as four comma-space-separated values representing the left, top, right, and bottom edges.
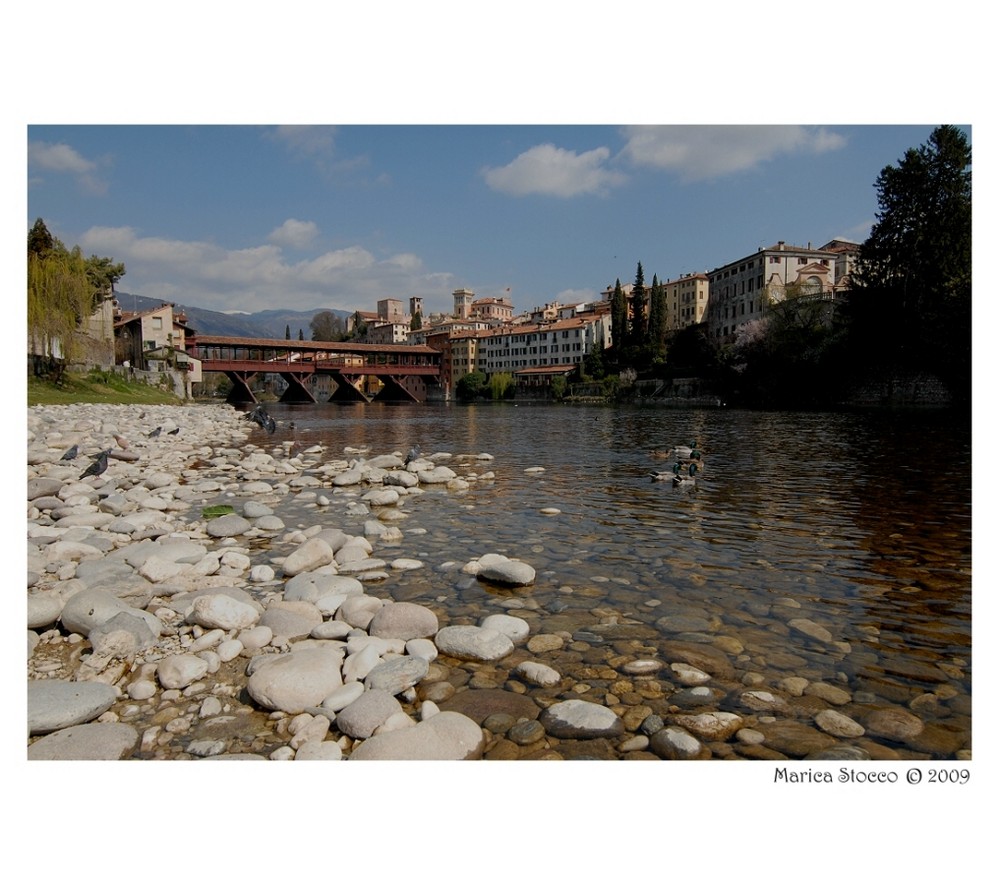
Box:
602, 125, 971, 410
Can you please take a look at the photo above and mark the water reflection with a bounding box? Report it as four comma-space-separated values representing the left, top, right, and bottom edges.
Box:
249, 400, 972, 757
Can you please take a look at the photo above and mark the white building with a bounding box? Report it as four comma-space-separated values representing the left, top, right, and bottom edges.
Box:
705, 241, 856, 343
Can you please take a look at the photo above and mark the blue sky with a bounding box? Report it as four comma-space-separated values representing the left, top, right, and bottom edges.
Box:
26, 123, 966, 318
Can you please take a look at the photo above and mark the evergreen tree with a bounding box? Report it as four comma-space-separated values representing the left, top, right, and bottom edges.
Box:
298, 329, 304, 340
848, 125, 971, 397
285, 324, 291, 339
647, 274, 668, 362
84, 254, 125, 309
610, 278, 628, 364
629, 261, 646, 349
28, 218, 55, 258
410, 311, 422, 331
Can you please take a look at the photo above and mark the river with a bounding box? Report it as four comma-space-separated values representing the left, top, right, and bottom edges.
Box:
246, 399, 972, 759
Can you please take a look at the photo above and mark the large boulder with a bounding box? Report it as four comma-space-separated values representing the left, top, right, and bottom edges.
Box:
246, 646, 345, 714
348, 711, 485, 760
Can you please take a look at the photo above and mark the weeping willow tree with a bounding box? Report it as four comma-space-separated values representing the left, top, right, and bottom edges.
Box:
489, 371, 515, 400
28, 245, 93, 366
27, 218, 124, 373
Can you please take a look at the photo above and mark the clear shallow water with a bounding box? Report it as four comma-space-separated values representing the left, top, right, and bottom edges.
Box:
250, 400, 972, 757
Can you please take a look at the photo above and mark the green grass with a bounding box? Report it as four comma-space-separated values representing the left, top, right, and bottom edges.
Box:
27, 370, 184, 406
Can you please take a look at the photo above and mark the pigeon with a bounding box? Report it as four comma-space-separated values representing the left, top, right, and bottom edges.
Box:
80, 449, 111, 480
60, 444, 79, 460
148, 426, 162, 438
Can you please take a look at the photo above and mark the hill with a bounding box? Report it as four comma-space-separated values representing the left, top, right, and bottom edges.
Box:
115, 292, 350, 339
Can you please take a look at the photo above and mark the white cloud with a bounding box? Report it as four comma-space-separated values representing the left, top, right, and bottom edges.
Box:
554, 287, 601, 305
75, 226, 459, 315
28, 140, 108, 194
264, 125, 373, 180
620, 125, 847, 182
266, 125, 337, 157
384, 252, 422, 270
268, 218, 319, 249
482, 143, 626, 197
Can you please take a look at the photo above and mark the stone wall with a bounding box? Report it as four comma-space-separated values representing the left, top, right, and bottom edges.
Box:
842, 373, 954, 408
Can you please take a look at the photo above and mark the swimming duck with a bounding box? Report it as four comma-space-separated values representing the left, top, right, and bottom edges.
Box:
672, 441, 702, 461
673, 461, 699, 486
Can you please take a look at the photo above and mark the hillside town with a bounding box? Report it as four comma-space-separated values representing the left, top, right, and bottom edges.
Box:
72, 237, 859, 402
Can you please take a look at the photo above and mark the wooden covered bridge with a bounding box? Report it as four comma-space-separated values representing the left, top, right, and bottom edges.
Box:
187, 335, 443, 404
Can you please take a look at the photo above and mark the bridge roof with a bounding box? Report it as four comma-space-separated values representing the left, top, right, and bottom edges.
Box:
190, 335, 438, 355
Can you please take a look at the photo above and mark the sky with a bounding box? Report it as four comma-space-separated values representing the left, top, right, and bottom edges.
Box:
26, 123, 969, 319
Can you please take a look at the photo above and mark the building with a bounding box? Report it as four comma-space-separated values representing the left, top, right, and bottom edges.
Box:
453, 288, 474, 320
664, 273, 710, 330
475, 314, 607, 376
113, 301, 202, 397
377, 298, 406, 323
705, 241, 852, 343
470, 295, 514, 325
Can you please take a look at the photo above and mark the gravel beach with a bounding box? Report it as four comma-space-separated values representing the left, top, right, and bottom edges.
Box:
27, 401, 969, 761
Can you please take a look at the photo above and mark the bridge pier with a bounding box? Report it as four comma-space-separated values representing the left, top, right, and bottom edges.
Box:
328, 373, 370, 402
371, 375, 420, 403
278, 372, 316, 404
224, 371, 258, 405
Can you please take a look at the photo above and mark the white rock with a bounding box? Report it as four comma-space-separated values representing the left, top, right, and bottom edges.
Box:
480, 613, 530, 643
515, 661, 561, 687
190, 593, 261, 631
434, 625, 514, 662
156, 654, 210, 690
246, 646, 345, 714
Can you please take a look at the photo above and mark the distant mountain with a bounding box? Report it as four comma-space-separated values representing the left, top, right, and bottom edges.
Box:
115, 292, 350, 339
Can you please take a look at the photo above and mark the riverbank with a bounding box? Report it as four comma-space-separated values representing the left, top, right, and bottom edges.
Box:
27, 402, 970, 761
28, 370, 183, 406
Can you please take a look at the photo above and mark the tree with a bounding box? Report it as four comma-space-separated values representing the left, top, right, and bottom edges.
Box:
298, 329, 304, 341
84, 254, 125, 309
310, 310, 346, 341
410, 310, 422, 331
28, 245, 92, 366
582, 343, 606, 380
848, 125, 971, 397
489, 371, 515, 400
285, 324, 291, 340
27, 219, 124, 371
610, 279, 628, 364
629, 262, 646, 349
724, 283, 844, 407
28, 218, 55, 258
456, 370, 487, 401
647, 274, 668, 363
350, 310, 369, 340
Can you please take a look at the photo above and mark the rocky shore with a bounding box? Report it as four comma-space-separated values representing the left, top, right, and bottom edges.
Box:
27, 402, 970, 761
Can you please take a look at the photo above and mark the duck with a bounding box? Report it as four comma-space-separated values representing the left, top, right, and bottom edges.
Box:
672, 461, 700, 486
672, 441, 702, 461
